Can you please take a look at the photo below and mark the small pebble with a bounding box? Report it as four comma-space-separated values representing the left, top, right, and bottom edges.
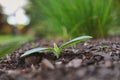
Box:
55, 61, 62, 68
66, 58, 82, 68
105, 61, 112, 68
41, 59, 55, 70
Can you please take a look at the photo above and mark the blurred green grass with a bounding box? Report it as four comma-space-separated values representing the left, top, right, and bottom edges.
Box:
29, 0, 117, 38
0, 35, 32, 58
0, 35, 31, 43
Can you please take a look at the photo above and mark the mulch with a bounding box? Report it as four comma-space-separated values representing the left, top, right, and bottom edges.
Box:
0, 36, 120, 80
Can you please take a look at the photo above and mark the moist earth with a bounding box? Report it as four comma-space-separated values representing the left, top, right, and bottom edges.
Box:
0, 36, 120, 80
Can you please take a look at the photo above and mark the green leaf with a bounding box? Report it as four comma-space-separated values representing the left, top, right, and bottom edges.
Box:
53, 43, 60, 58
20, 47, 53, 58
59, 36, 92, 50
53, 43, 59, 52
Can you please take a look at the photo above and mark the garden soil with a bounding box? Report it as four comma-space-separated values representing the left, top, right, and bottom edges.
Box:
0, 36, 120, 80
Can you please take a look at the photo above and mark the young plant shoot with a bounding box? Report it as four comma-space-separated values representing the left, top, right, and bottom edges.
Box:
21, 36, 92, 58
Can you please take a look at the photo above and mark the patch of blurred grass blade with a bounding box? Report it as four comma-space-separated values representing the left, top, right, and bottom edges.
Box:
0, 41, 21, 58
0, 35, 32, 58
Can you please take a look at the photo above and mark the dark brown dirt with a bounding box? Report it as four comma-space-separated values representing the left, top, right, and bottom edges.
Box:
0, 36, 120, 80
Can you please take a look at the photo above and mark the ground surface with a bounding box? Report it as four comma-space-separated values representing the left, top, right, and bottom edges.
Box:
0, 36, 120, 80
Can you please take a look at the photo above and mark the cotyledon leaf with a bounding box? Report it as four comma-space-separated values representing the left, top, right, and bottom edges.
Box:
59, 36, 92, 50
20, 47, 53, 58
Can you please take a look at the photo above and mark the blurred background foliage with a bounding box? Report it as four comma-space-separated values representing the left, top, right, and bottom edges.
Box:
0, 0, 120, 38
0, 0, 120, 57
27, 0, 120, 38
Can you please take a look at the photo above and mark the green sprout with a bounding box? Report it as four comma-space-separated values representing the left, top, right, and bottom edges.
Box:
99, 45, 108, 50
20, 36, 92, 58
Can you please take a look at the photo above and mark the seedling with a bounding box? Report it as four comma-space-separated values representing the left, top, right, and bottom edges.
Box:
99, 45, 109, 50
21, 36, 92, 58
